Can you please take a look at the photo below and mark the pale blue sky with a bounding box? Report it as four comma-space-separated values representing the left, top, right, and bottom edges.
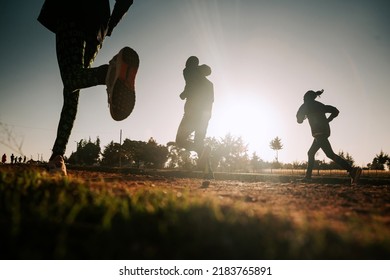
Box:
0, 0, 389, 166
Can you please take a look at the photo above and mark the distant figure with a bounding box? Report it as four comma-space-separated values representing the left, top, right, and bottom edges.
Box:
296, 89, 362, 184
1, 153, 6, 164
10, 154, 15, 164
38, 0, 138, 176
176, 57, 214, 179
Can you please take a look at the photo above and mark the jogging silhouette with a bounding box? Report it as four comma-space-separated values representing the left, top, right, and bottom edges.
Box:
296, 89, 362, 184
38, 0, 139, 175
176, 57, 214, 179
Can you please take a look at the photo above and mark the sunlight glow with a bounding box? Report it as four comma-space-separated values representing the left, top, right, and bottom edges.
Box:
208, 90, 283, 160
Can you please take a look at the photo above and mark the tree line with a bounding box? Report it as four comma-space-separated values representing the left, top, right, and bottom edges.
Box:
66, 134, 390, 172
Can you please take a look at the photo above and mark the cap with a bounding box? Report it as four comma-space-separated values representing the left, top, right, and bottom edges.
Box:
304, 89, 323, 102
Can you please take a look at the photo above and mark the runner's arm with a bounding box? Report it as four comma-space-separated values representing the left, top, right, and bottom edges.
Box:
326, 105, 339, 122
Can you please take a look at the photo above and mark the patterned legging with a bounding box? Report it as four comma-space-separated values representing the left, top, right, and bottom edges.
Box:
51, 22, 107, 160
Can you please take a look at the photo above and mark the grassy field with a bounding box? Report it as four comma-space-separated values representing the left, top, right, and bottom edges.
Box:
1, 165, 389, 259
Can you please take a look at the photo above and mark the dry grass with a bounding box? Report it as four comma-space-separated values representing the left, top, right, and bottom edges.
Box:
1, 165, 389, 259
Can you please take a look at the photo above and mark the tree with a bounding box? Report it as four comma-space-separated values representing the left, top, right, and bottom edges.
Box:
68, 137, 101, 165
371, 150, 390, 170
101, 141, 121, 166
216, 133, 249, 172
166, 141, 196, 170
142, 137, 169, 168
166, 134, 251, 172
119, 138, 169, 168
204, 136, 223, 171
250, 152, 264, 172
121, 139, 146, 167
269, 136, 283, 162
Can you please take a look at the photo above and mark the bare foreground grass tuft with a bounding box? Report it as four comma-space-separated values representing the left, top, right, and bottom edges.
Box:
1, 165, 389, 259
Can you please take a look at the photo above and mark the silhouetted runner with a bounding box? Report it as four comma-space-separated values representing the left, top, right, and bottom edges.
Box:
38, 0, 138, 176
296, 89, 362, 184
176, 57, 214, 179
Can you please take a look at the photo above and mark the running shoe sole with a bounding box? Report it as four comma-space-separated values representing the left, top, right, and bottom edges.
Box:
106, 47, 139, 121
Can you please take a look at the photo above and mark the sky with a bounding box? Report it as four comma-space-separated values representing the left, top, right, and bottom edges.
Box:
0, 0, 389, 167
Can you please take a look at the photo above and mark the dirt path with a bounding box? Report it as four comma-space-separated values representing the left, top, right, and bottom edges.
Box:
70, 169, 390, 242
